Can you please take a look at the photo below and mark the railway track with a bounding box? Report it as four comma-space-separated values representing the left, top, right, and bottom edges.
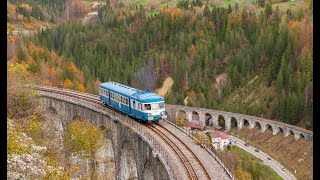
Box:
36, 86, 226, 180
147, 124, 211, 180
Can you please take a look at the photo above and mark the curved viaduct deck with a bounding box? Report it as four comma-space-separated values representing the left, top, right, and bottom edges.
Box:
165, 104, 313, 141
36, 86, 233, 180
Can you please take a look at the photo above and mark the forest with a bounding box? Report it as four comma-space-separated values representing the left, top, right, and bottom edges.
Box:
12, 0, 312, 130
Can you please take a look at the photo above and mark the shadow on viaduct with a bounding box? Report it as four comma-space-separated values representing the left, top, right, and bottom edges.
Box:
165, 104, 313, 141
40, 95, 170, 180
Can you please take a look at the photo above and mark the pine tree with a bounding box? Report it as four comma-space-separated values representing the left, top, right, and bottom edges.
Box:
279, 90, 287, 121
227, 4, 232, 14
264, 3, 272, 18
235, 2, 239, 13
203, 5, 211, 17
18, 46, 26, 63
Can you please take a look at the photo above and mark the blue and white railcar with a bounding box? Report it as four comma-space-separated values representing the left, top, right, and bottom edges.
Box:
99, 82, 167, 122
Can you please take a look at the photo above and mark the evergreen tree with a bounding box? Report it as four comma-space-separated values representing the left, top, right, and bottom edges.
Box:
18, 46, 26, 63
227, 4, 232, 14
235, 2, 239, 13
265, 3, 273, 18
279, 90, 287, 121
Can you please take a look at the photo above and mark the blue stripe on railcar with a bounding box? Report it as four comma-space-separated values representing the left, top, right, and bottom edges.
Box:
109, 98, 130, 114
100, 95, 110, 105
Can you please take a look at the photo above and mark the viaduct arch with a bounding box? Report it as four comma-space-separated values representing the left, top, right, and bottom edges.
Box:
165, 104, 313, 141
39, 95, 171, 180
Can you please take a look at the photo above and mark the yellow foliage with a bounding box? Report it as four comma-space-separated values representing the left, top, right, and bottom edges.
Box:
64, 120, 105, 157
8, 62, 30, 80
176, 118, 186, 126
194, 131, 206, 143
235, 166, 253, 180
199, 30, 205, 37
50, 68, 57, 76
8, 132, 29, 154
63, 79, 74, 89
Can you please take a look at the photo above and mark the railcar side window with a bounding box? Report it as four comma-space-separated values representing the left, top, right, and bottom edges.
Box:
106, 90, 109, 97
138, 103, 141, 110
133, 100, 136, 108
125, 98, 128, 105
100, 88, 103, 94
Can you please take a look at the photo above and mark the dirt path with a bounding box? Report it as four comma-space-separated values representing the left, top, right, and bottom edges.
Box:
156, 77, 174, 97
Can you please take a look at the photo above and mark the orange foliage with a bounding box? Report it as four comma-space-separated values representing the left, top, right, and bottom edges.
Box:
77, 83, 86, 92
162, 8, 184, 19
188, 45, 198, 54
63, 79, 74, 89
229, 14, 234, 27
43, 79, 53, 86
171, 8, 184, 18
68, 63, 79, 74
188, 90, 195, 97
20, 4, 32, 13
289, 20, 298, 30
7, 3, 17, 21
12, 42, 91, 93
50, 51, 58, 62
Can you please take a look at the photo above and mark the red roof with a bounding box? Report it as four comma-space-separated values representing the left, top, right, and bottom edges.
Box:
221, 133, 229, 139
209, 131, 229, 139
209, 131, 221, 138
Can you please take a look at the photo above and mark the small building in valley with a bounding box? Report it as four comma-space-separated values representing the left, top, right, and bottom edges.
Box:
208, 130, 229, 150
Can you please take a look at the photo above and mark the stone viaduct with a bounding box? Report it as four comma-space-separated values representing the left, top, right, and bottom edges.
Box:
165, 104, 313, 141
39, 93, 172, 180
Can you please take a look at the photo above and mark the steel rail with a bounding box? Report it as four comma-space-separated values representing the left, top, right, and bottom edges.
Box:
146, 124, 198, 180
153, 124, 211, 180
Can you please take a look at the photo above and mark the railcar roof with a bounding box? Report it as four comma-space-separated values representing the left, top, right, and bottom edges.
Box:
100, 82, 164, 102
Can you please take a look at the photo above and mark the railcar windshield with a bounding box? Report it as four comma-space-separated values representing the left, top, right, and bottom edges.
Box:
143, 102, 165, 111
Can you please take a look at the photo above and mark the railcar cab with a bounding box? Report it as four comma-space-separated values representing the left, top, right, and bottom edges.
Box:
99, 82, 167, 123
131, 91, 167, 123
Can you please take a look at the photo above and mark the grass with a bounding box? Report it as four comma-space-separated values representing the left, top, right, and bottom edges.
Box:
231, 146, 283, 180
230, 127, 313, 180
217, 145, 283, 179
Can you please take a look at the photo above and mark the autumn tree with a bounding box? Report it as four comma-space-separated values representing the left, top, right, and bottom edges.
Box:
64, 120, 105, 178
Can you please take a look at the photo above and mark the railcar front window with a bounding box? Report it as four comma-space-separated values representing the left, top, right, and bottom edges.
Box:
151, 103, 160, 110
144, 104, 151, 110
